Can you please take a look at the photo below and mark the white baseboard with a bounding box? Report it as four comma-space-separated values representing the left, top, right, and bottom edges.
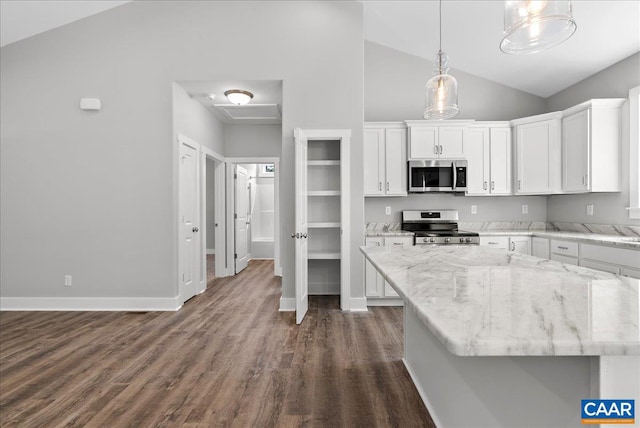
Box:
279, 297, 295, 312
366, 298, 404, 307
349, 297, 369, 312
0, 296, 182, 311
206, 249, 216, 255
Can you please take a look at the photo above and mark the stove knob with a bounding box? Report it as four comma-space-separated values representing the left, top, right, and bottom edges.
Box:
465, 238, 472, 243
459, 238, 465, 243
444, 238, 450, 243
429, 238, 435, 243
423, 238, 428, 243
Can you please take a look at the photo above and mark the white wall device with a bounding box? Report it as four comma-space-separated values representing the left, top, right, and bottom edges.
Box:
80, 98, 102, 111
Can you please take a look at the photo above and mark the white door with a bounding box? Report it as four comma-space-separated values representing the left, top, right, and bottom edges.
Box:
562, 110, 590, 192
385, 128, 406, 195
294, 130, 309, 324
489, 128, 512, 195
234, 165, 250, 274
439, 127, 466, 158
179, 138, 200, 303
466, 127, 490, 195
364, 128, 384, 195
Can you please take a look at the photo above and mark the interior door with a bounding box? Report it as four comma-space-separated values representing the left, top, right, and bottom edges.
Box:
294, 130, 309, 324
234, 165, 249, 274
179, 139, 200, 303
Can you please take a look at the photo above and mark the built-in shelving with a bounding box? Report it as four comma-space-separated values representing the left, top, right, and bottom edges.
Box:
308, 190, 341, 196
307, 160, 340, 166
308, 251, 341, 260
308, 222, 341, 228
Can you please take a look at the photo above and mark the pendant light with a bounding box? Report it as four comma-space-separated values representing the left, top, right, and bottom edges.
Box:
424, 0, 459, 120
500, 1, 577, 54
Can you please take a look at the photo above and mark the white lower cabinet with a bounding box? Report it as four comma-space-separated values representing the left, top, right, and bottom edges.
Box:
480, 236, 530, 255
579, 243, 640, 279
550, 239, 579, 265
532, 237, 550, 259
364, 236, 412, 303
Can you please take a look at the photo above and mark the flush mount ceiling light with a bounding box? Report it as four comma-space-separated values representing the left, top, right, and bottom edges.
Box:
224, 89, 253, 105
500, 1, 577, 54
424, 0, 459, 120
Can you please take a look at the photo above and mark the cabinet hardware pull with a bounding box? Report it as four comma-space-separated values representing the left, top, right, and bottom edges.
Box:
301, 233, 307, 239
291, 233, 300, 239
488, 241, 498, 245
439, 145, 443, 154
393, 242, 403, 246
511, 242, 515, 251
378, 182, 382, 191
386, 182, 389, 191
491, 181, 495, 190
558, 246, 568, 250
518, 180, 521, 190
434, 145, 438, 155
483, 181, 487, 190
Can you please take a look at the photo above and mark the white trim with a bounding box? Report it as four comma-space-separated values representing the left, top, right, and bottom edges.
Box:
349, 298, 368, 312
206, 249, 216, 255
279, 297, 296, 312
628, 86, 640, 220
1, 297, 182, 311
366, 298, 404, 307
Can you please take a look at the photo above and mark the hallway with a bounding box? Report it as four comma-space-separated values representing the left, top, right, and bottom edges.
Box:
0, 261, 433, 427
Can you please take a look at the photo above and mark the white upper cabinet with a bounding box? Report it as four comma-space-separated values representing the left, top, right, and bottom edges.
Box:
561, 99, 625, 193
364, 123, 407, 197
466, 124, 512, 196
512, 112, 562, 195
406, 121, 471, 160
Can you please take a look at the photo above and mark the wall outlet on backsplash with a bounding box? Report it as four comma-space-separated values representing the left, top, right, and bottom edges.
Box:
385, 206, 391, 215
522, 205, 528, 214
471, 205, 477, 214
586, 204, 594, 216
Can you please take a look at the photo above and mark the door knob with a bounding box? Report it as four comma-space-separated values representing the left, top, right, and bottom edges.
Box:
192, 227, 199, 232
301, 233, 308, 239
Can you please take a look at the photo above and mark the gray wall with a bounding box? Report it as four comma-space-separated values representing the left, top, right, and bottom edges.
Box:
364, 41, 548, 224
225, 124, 282, 158
173, 83, 225, 155
545, 53, 640, 225
206, 158, 215, 252
365, 41, 547, 122
0, 1, 364, 301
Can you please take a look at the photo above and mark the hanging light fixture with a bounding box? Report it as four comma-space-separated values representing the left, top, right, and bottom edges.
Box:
500, 1, 577, 54
424, 0, 459, 120
224, 89, 254, 105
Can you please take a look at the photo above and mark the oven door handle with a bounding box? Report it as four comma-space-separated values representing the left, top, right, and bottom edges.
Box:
451, 161, 457, 190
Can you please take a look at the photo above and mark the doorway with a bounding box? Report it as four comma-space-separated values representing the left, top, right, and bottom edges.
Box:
226, 158, 281, 278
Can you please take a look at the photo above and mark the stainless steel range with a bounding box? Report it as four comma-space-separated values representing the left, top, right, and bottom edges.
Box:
402, 210, 480, 245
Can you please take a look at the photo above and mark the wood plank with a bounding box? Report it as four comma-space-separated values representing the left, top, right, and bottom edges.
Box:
0, 260, 435, 427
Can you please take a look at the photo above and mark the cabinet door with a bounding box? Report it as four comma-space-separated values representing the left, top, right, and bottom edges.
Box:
621, 267, 640, 279
532, 237, 550, 259
439, 127, 466, 158
384, 281, 399, 297
562, 110, 590, 193
364, 129, 384, 195
479, 236, 509, 250
489, 128, 512, 195
465, 128, 490, 195
516, 120, 556, 194
385, 128, 407, 195
409, 127, 438, 159
365, 258, 383, 297
510, 236, 531, 255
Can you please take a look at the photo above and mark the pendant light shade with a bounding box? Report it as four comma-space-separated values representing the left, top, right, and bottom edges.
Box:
224, 89, 254, 105
500, 1, 577, 55
424, 1, 459, 120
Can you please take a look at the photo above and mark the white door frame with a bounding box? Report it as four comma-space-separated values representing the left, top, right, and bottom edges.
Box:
225, 157, 281, 277
201, 146, 227, 281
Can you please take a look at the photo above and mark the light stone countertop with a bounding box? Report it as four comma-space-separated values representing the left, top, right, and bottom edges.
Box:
471, 230, 640, 250
364, 230, 415, 237
360, 245, 640, 357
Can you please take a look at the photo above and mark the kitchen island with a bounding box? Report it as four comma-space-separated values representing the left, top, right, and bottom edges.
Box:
361, 245, 640, 427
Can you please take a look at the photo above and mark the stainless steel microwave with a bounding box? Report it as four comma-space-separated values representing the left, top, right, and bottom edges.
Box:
408, 160, 468, 193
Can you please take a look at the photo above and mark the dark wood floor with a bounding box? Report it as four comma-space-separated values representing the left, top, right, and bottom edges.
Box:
0, 260, 434, 427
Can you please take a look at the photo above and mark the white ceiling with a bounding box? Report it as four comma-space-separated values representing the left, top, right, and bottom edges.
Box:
364, 0, 640, 97
1, 1, 639, 98
177, 80, 283, 125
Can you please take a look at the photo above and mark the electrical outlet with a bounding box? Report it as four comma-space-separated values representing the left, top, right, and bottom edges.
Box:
522, 204, 528, 214
64, 275, 72, 287
586, 204, 594, 216
385, 206, 391, 215
471, 205, 477, 214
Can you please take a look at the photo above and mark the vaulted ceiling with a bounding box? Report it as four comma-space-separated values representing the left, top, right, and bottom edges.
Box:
2, 1, 639, 98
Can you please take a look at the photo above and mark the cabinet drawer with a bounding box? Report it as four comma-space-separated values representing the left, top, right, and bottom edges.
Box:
480, 236, 509, 249
384, 237, 413, 247
364, 237, 384, 247
580, 243, 640, 268
579, 259, 620, 275
621, 267, 640, 279
550, 240, 578, 257
551, 253, 578, 265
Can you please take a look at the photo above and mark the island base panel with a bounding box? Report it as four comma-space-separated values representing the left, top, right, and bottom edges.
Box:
403, 306, 593, 428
